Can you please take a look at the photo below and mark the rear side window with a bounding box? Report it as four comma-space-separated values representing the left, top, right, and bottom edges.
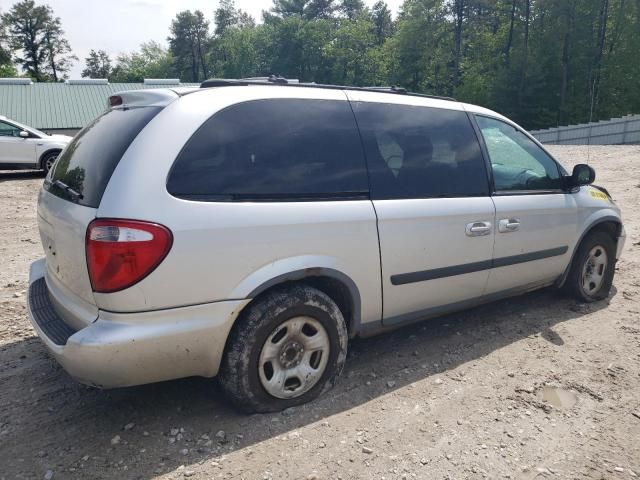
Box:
352, 102, 489, 199
45, 107, 161, 208
167, 99, 368, 201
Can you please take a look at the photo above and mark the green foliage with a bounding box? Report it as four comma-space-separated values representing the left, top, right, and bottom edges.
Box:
340, 0, 366, 20
168, 10, 210, 82
3, 0, 640, 128
212, 26, 261, 78
215, 0, 239, 36
371, 1, 393, 44
82, 50, 112, 79
1, 0, 75, 81
109, 42, 175, 82
203, 0, 640, 129
0, 12, 17, 77
270, 0, 309, 18
386, 0, 452, 93
326, 16, 384, 85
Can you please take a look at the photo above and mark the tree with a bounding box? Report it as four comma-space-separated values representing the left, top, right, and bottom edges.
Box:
518, 0, 531, 110
270, 0, 309, 18
1, 0, 75, 81
215, 0, 238, 36
340, 0, 365, 20
213, 25, 261, 78
588, 0, 610, 121
0, 45, 14, 77
451, 0, 465, 87
110, 42, 175, 82
82, 49, 112, 78
0, 11, 17, 77
387, 0, 452, 94
42, 16, 77, 81
371, 1, 393, 44
327, 14, 382, 85
168, 10, 210, 82
305, 0, 336, 20
215, 0, 255, 36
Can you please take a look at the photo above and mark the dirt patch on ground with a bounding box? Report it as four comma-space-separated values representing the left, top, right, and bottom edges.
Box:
0, 146, 639, 479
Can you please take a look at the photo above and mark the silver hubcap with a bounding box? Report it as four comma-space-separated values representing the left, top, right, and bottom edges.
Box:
258, 316, 330, 399
581, 245, 608, 296
45, 154, 58, 172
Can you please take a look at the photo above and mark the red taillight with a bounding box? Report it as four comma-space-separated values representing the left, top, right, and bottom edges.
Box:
86, 219, 173, 293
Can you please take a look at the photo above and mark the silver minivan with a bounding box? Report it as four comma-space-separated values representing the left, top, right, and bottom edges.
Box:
27, 78, 625, 412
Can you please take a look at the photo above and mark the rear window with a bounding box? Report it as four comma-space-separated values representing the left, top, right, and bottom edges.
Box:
167, 99, 368, 201
45, 107, 161, 208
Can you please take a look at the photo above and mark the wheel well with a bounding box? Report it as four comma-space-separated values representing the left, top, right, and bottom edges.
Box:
558, 219, 621, 288
245, 275, 358, 338
589, 220, 621, 241
39, 149, 61, 166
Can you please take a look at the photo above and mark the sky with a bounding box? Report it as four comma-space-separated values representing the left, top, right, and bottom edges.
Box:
0, 0, 403, 79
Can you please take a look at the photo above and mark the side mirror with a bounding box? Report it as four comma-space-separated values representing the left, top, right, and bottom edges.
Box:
19, 130, 29, 138
569, 164, 595, 187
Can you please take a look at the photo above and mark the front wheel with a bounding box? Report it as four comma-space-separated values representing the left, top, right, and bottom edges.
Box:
565, 231, 616, 302
218, 285, 348, 413
41, 151, 60, 174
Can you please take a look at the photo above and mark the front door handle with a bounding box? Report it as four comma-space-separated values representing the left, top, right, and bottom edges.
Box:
498, 218, 521, 233
466, 221, 492, 237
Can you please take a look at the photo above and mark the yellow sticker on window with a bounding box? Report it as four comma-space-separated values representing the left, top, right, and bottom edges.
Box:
589, 188, 610, 201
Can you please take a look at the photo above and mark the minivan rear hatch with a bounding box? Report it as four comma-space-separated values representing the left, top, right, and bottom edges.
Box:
39, 106, 162, 325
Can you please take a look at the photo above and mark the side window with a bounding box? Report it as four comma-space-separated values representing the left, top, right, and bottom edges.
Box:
476, 116, 562, 191
352, 102, 489, 199
167, 99, 368, 200
0, 121, 21, 137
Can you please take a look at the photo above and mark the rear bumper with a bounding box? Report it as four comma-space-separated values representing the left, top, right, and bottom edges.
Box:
27, 259, 249, 388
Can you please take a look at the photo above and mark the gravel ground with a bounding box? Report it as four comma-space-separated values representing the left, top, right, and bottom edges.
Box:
0, 145, 639, 480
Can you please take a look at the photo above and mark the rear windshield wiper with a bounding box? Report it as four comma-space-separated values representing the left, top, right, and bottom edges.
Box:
53, 180, 84, 200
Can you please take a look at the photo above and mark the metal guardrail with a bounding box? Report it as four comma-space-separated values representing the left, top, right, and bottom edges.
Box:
530, 114, 640, 145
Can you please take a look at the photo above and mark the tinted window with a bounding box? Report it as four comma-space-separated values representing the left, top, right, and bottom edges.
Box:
0, 121, 21, 137
45, 107, 161, 207
352, 102, 489, 199
167, 99, 368, 201
476, 116, 562, 191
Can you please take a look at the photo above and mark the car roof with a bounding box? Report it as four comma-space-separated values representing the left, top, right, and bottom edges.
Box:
114, 79, 511, 129
198, 77, 457, 102
192, 78, 510, 121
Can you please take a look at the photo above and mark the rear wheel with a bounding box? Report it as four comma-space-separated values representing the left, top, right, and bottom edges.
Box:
565, 231, 616, 302
41, 151, 60, 174
219, 285, 348, 413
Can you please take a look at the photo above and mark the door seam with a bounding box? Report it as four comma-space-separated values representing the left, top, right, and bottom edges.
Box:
481, 196, 498, 296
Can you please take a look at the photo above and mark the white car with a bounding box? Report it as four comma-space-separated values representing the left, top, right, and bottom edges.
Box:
0, 115, 72, 173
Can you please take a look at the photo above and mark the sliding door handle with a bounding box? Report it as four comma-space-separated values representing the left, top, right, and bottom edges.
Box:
466, 221, 492, 237
498, 218, 521, 233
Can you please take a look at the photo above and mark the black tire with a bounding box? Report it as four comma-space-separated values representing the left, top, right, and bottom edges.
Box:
41, 151, 60, 174
565, 231, 616, 302
218, 285, 348, 413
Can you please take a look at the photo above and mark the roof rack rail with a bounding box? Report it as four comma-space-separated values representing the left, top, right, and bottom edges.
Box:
365, 85, 407, 94
200, 75, 300, 88
199, 77, 456, 102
